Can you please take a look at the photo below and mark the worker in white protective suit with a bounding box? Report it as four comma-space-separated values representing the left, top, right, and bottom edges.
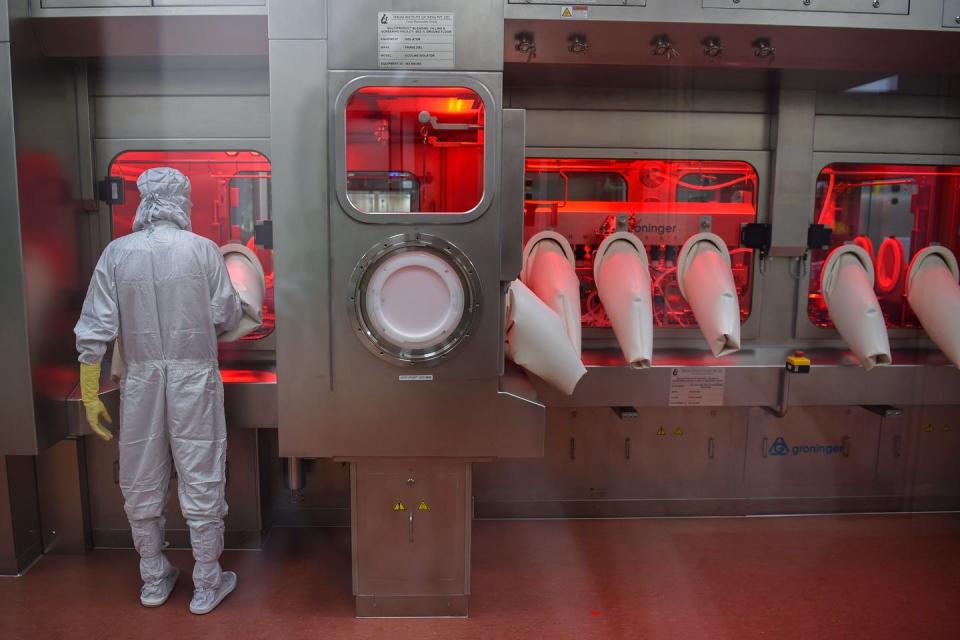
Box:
74, 167, 242, 615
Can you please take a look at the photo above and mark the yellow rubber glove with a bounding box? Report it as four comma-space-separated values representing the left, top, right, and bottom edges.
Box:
80, 362, 113, 441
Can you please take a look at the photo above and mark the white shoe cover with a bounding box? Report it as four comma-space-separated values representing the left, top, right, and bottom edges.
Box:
189, 571, 237, 615
141, 567, 180, 608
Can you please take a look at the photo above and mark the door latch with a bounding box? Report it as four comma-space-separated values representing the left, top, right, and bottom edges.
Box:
97, 177, 125, 205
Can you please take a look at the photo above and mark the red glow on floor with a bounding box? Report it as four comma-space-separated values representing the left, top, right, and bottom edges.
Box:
220, 369, 276, 384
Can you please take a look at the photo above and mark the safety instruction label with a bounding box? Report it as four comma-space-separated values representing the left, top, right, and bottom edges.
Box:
669, 368, 726, 406
560, 5, 589, 19
378, 12, 455, 69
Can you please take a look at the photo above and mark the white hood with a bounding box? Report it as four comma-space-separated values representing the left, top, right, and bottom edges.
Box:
133, 166, 193, 232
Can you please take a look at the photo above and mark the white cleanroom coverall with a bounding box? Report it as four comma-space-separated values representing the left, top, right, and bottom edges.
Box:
74, 167, 242, 598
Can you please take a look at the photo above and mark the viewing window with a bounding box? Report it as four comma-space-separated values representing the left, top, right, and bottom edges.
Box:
525, 158, 758, 329
808, 163, 960, 329
526, 171, 627, 202
109, 150, 274, 341
345, 86, 485, 214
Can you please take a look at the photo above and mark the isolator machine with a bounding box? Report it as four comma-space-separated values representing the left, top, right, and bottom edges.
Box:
2, 0, 960, 622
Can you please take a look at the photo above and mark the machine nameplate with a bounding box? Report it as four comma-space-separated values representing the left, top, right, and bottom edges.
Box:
669, 368, 726, 406
398, 375, 434, 381
378, 12, 455, 69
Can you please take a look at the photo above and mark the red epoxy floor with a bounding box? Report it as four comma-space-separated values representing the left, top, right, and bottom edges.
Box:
2, 514, 959, 639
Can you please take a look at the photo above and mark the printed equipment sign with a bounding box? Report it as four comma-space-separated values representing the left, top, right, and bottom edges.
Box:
378, 12, 455, 69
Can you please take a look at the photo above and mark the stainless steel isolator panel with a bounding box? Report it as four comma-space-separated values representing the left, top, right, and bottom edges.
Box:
329, 0, 503, 72
702, 0, 909, 14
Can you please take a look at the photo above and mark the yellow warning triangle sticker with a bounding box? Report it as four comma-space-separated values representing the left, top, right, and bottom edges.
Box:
656, 426, 666, 436
674, 427, 684, 436
417, 501, 430, 512
393, 500, 406, 512
561, 7, 573, 17
944, 424, 952, 433
925, 424, 935, 433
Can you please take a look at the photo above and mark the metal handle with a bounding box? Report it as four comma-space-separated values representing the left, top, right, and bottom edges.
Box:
702, 38, 723, 59
408, 513, 414, 543
651, 36, 679, 59
569, 437, 576, 461
708, 437, 716, 460
752, 38, 776, 63
761, 437, 769, 458
624, 437, 631, 461
842, 436, 852, 458
893, 434, 903, 459
568, 34, 590, 55
514, 32, 536, 61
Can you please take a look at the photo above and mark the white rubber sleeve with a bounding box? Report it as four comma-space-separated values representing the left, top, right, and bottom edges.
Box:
219, 243, 266, 342
906, 245, 960, 368
677, 233, 742, 357
594, 233, 653, 369
821, 244, 892, 370
521, 231, 582, 353
505, 280, 587, 396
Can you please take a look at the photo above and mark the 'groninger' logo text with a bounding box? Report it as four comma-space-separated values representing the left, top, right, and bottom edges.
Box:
768, 436, 844, 457
633, 224, 678, 235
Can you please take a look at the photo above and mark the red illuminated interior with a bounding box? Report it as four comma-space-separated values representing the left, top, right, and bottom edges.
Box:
524, 158, 758, 329
110, 151, 274, 341
345, 86, 485, 214
808, 164, 960, 329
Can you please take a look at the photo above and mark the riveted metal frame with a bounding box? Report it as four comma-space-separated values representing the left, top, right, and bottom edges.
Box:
333, 73, 499, 225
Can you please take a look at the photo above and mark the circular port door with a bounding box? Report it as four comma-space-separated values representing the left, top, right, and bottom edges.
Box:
350, 234, 480, 364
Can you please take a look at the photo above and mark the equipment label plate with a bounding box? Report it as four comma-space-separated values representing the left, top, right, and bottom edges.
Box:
399, 374, 434, 382
669, 367, 725, 406
378, 12, 455, 69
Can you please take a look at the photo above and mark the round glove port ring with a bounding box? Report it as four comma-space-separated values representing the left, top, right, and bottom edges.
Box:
348, 234, 482, 365
875, 237, 905, 295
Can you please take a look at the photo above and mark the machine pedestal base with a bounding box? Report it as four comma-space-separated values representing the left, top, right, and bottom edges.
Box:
350, 458, 472, 618
355, 595, 469, 618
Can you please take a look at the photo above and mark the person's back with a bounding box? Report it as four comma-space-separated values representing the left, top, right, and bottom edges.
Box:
106, 225, 233, 366
75, 167, 242, 615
